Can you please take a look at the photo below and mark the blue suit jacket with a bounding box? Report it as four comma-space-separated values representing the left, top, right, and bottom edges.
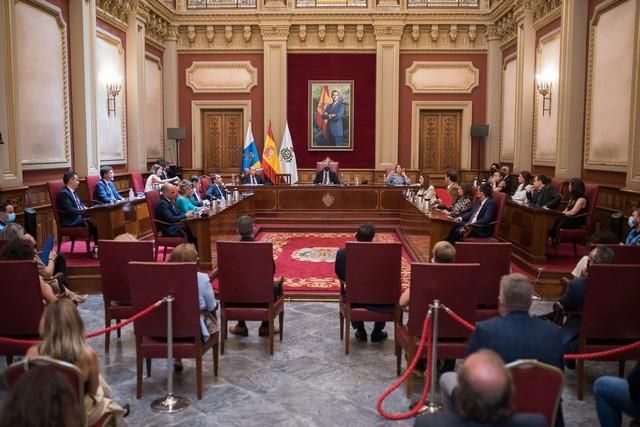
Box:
460, 199, 497, 238
154, 196, 186, 234
188, 192, 203, 207
56, 187, 86, 227
322, 101, 345, 137
93, 179, 123, 204
558, 277, 586, 311
205, 183, 227, 200
466, 311, 565, 370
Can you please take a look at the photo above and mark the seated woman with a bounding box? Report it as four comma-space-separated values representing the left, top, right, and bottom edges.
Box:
626, 209, 640, 245
487, 162, 501, 185
441, 183, 473, 218
144, 164, 178, 192
167, 243, 218, 371
385, 164, 411, 186
491, 170, 508, 193
415, 174, 437, 204
0, 239, 57, 304
512, 170, 533, 203
549, 177, 588, 243
26, 300, 127, 424
175, 180, 199, 214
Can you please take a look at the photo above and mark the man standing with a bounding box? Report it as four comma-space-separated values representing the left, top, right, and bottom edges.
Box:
322, 90, 345, 147
313, 159, 340, 185
155, 183, 196, 245
205, 174, 228, 200
447, 183, 496, 243
93, 166, 124, 204
57, 171, 100, 258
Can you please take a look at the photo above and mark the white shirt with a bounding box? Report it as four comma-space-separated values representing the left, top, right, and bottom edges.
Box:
512, 183, 533, 203
469, 198, 487, 224
145, 175, 157, 192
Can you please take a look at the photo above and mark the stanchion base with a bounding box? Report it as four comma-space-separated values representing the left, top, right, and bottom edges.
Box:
409, 401, 443, 414
151, 393, 190, 413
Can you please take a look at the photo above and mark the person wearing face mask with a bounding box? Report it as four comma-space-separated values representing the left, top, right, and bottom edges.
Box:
626, 209, 640, 245
313, 159, 340, 185
0, 201, 17, 232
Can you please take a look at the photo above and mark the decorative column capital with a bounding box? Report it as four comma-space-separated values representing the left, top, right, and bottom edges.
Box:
486, 24, 502, 42
260, 24, 290, 41
373, 24, 404, 42
165, 25, 179, 42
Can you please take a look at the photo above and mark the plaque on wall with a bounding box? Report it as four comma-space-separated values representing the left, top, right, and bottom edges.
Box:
309, 81, 354, 151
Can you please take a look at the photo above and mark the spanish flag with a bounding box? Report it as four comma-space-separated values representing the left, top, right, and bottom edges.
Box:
262, 122, 280, 184
315, 85, 332, 138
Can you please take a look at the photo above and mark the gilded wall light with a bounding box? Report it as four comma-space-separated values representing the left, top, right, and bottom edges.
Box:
106, 77, 122, 116
536, 73, 552, 116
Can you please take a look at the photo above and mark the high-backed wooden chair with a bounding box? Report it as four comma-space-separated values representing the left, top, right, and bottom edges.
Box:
556, 183, 600, 256
86, 175, 101, 206
47, 181, 91, 254
455, 242, 512, 320
144, 190, 187, 260
596, 244, 640, 264
550, 179, 565, 196
130, 171, 144, 194
128, 262, 218, 400
435, 188, 452, 209
199, 175, 211, 196
316, 161, 339, 174
395, 263, 479, 397
0, 260, 44, 364
463, 191, 507, 241
507, 359, 564, 427
576, 264, 640, 400
217, 241, 284, 355
99, 239, 155, 353
339, 241, 402, 354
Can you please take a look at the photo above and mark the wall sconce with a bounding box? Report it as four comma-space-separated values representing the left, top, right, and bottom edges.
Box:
106, 78, 122, 116
536, 74, 552, 116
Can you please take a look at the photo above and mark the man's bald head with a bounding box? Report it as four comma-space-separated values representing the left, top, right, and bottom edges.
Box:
162, 183, 178, 200
455, 350, 513, 423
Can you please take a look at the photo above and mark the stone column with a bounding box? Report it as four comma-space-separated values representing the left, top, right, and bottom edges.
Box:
126, 4, 148, 173
512, 6, 536, 172
555, 0, 588, 179
69, 0, 99, 177
163, 25, 179, 163
373, 24, 403, 170
260, 24, 289, 142
485, 24, 503, 169
626, 20, 640, 191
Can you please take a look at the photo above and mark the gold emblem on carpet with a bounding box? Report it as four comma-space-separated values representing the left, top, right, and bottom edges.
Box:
291, 247, 339, 263
322, 192, 335, 207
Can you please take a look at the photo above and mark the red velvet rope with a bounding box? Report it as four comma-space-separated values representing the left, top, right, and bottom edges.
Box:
0, 299, 165, 345
376, 314, 433, 420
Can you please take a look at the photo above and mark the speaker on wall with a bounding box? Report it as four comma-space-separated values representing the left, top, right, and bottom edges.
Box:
470, 124, 489, 138
167, 127, 187, 140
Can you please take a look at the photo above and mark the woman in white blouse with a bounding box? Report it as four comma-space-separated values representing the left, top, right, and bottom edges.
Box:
416, 174, 438, 204
512, 170, 533, 203
144, 164, 178, 192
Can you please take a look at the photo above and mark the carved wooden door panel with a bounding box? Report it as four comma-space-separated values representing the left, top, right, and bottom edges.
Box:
419, 111, 461, 173
202, 110, 243, 174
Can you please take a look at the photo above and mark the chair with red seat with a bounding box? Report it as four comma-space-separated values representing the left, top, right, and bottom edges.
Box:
395, 263, 479, 397
555, 183, 599, 256
47, 181, 91, 254
128, 261, 218, 399
550, 179, 565, 196
455, 242, 512, 320
0, 260, 44, 365
435, 188, 452, 209
339, 241, 402, 354
507, 359, 564, 427
217, 241, 284, 355
86, 175, 101, 206
99, 239, 155, 353
315, 160, 339, 175
130, 171, 145, 194
199, 175, 211, 196
144, 190, 187, 260
463, 191, 507, 241
575, 264, 640, 400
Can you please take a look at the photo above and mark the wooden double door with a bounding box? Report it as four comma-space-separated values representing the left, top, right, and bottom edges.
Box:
418, 111, 461, 174
202, 110, 243, 174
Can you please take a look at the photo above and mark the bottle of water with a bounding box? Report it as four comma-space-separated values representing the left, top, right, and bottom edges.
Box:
355, 176, 359, 186
129, 188, 135, 201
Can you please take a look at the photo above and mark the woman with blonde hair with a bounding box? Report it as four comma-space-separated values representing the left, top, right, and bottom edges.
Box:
26, 300, 127, 425
175, 180, 199, 214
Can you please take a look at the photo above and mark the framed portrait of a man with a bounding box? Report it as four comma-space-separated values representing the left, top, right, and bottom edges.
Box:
309, 81, 353, 151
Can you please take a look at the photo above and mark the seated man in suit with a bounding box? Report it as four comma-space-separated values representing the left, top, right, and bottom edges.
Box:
527, 174, 561, 209
155, 183, 196, 245
205, 174, 228, 201
416, 349, 547, 427
93, 166, 124, 204
440, 273, 565, 426
313, 159, 340, 185
447, 183, 496, 243
57, 171, 99, 258
229, 215, 284, 337
242, 167, 266, 185
334, 222, 391, 343
188, 176, 204, 207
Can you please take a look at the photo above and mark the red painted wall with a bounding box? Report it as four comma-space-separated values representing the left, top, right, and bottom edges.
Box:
399, 53, 487, 169
178, 53, 263, 168
287, 53, 376, 168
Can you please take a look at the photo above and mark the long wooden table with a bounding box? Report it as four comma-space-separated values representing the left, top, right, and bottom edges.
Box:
83, 197, 151, 240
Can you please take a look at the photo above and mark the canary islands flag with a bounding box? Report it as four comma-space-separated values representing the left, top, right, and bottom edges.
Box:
241, 122, 261, 173
262, 122, 280, 184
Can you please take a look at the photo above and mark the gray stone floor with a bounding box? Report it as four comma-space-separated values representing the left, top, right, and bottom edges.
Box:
0, 296, 626, 426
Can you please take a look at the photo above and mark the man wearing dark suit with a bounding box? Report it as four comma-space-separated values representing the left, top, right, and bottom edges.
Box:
56, 171, 99, 257
155, 183, 196, 245
416, 350, 547, 427
313, 160, 340, 185
439, 273, 565, 426
93, 166, 124, 204
322, 90, 345, 147
242, 167, 266, 185
205, 174, 228, 200
527, 175, 561, 209
447, 183, 497, 243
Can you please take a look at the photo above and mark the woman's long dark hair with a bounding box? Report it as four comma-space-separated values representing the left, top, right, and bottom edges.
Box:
569, 177, 586, 200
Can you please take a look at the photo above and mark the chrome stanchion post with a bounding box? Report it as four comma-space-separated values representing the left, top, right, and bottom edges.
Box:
151, 295, 191, 413
424, 299, 443, 413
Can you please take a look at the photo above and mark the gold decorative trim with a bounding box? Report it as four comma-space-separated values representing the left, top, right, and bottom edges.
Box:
185, 60, 258, 93
405, 61, 479, 94
1, 0, 21, 183
96, 0, 129, 32
322, 192, 335, 207
499, 53, 517, 163
532, 0, 561, 31
145, 52, 165, 162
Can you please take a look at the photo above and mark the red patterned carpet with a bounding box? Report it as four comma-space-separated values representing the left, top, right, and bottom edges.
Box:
257, 232, 413, 296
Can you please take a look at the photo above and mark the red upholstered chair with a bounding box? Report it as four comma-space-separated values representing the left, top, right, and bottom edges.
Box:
86, 175, 100, 206
128, 262, 218, 400
217, 241, 284, 355
0, 239, 7, 252
507, 359, 564, 427
199, 175, 211, 196
316, 161, 339, 174
550, 179, 565, 196
144, 190, 187, 260
130, 171, 145, 194
597, 244, 640, 264
463, 191, 507, 241
576, 264, 640, 400
556, 183, 600, 256
99, 239, 155, 352
455, 242, 512, 320
339, 242, 402, 354
435, 188, 452, 209
0, 260, 44, 364
47, 181, 91, 254
5, 357, 114, 427
395, 263, 479, 397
